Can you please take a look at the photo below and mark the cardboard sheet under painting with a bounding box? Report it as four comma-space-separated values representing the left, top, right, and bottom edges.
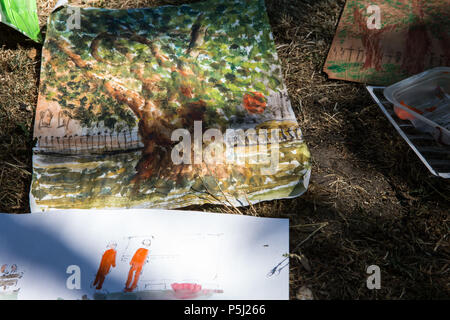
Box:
30, 0, 311, 212
324, 0, 450, 85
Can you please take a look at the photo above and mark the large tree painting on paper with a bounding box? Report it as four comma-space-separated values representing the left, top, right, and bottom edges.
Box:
31, 0, 311, 211
324, 0, 450, 85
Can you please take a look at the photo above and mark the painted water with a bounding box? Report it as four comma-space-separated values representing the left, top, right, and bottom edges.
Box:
31, 140, 311, 211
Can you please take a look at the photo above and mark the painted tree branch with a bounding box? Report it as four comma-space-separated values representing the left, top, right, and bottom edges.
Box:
51, 37, 145, 120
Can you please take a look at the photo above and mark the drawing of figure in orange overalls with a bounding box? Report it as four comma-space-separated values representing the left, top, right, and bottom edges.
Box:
93, 242, 117, 290
124, 239, 151, 292
0, 264, 7, 274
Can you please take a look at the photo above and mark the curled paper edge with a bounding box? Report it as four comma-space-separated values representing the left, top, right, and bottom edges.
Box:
54, 0, 69, 12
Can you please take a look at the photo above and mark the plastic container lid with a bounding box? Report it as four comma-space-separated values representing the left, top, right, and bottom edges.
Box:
384, 67, 450, 145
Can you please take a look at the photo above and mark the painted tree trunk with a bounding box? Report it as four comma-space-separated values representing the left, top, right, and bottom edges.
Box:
401, 0, 432, 74
353, 7, 384, 72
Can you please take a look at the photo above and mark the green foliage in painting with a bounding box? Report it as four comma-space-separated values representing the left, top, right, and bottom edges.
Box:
43, 0, 283, 132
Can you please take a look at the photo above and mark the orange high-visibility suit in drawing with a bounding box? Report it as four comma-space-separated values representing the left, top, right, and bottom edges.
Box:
93, 248, 117, 290
125, 247, 149, 292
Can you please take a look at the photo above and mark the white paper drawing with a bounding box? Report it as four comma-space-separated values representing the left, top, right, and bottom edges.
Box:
0, 209, 289, 300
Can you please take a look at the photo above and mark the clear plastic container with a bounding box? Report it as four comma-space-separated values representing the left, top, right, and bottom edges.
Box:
384, 67, 450, 145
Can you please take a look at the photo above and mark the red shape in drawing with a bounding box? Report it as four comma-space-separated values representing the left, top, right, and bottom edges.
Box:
171, 283, 203, 299
93, 245, 117, 290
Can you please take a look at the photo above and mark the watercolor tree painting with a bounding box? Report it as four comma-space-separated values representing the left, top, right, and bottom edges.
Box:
31, 0, 311, 211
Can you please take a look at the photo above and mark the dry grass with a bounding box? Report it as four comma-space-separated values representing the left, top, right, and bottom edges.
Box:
0, 45, 38, 211
0, 0, 448, 299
